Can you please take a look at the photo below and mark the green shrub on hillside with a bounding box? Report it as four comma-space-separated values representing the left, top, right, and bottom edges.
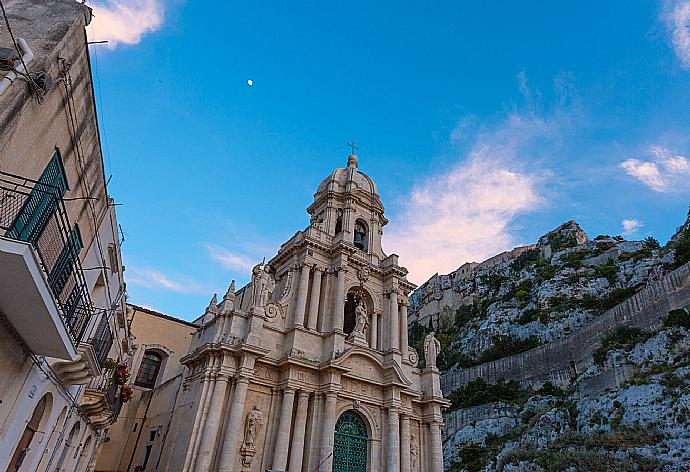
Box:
665, 309, 690, 329
593, 326, 652, 364
671, 225, 690, 269
448, 378, 528, 410
511, 248, 540, 272
538, 381, 566, 397
644, 236, 661, 250
594, 258, 618, 285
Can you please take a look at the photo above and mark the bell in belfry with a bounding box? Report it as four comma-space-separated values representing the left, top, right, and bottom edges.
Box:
354, 230, 365, 250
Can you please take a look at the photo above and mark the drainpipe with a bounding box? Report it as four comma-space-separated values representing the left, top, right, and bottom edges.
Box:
0, 37, 34, 96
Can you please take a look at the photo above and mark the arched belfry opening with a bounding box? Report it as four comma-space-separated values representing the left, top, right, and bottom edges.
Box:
343, 288, 372, 335
333, 410, 368, 472
335, 210, 343, 235
353, 219, 368, 251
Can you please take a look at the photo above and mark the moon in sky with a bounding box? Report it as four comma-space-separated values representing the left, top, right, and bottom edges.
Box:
247, 79, 253, 86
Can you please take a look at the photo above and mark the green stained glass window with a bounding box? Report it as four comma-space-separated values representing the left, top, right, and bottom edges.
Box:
333, 411, 368, 472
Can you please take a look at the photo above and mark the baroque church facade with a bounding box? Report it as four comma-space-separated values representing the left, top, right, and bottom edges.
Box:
157, 154, 448, 472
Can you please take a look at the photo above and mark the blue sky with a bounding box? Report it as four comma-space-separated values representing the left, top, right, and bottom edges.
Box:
86, 0, 690, 320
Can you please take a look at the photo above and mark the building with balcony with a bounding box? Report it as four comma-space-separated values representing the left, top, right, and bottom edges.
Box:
0, 1, 130, 471
95, 305, 197, 472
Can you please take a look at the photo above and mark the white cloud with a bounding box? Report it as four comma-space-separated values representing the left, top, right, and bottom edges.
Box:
618, 159, 666, 191
87, 0, 165, 48
126, 266, 206, 294
622, 219, 644, 236
204, 244, 257, 273
619, 145, 690, 192
385, 112, 550, 284
662, 0, 690, 69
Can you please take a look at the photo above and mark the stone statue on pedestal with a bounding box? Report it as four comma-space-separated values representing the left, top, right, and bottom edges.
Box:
423, 331, 441, 368
353, 300, 368, 335
251, 264, 275, 309
348, 299, 369, 347
240, 405, 263, 469
243, 405, 263, 448
410, 433, 419, 471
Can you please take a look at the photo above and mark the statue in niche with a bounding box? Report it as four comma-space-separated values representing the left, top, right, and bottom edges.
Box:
243, 405, 263, 448
353, 299, 369, 335
410, 432, 419, 471
251, 263, 275, 308
423, 331, 441, 368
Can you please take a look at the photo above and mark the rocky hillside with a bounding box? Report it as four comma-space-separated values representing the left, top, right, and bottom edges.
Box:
410, 211, 689, 373
407, 208, 690, 471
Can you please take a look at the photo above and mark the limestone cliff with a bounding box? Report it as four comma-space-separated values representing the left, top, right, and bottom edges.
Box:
408, 208, 690, 471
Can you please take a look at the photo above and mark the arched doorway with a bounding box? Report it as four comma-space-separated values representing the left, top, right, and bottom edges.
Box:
54, 421, 80, 471
333, 411, 368, 472
6, 393, 52, 472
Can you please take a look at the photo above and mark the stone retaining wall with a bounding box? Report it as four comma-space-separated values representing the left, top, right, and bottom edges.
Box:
440, 262, 690, 395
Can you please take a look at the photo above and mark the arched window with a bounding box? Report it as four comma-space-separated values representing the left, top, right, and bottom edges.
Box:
135, 351, 163, 388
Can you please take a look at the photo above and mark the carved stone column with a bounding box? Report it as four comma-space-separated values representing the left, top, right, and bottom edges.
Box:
399, 297, 409, 356
183, 355, 216, 472
319, 392, 338, 471
333, 266, 346, 332
217, 376, 250, 472
307, 266, 323, 330
387, 406, 400, 472
400, 413, 411, 472
195, 372, 230, 471
370, 310, 378, 349
288, 391, 310, 472
388, 290, 399, 353
429, 421, 443, 472
294, 264, 312, 327
272, 387, 296, 471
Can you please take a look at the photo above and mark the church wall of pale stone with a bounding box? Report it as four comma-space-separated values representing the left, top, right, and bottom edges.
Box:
103, 154, 448, 472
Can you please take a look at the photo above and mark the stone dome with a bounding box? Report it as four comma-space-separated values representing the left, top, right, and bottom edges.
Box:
315, 155, 379, 197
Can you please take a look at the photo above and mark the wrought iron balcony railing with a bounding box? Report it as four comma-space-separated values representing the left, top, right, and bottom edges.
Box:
89, 312, 114, 368
0, 170, 94, 345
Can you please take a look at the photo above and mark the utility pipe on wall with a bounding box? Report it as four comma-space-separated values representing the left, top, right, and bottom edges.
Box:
0, 37, 34, 96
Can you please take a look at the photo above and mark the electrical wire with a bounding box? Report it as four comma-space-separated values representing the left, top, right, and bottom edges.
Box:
58, 55, 126, 361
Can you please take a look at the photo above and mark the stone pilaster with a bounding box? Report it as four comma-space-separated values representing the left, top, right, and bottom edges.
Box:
183, 356, 216, 472
370, 310, 378, 349
387, 406, 400, 472
430, 421, 443, 472
217, 376, 250, 472
388, 289, 399, 353
319, 392, 338, 471
333, 265, 346, 332
294, 263, 312, 327
288, 391, 310, 472
272, 387, 296, 471
400, 413, 410, 472
195, 372, 230, 471
399, 297, 409, 356
307, 266, 323, 330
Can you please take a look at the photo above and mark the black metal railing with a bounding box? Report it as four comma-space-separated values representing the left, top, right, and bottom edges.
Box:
105, 370, 123, 418
89, 312, 113, 368
0, 170, 94, 345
